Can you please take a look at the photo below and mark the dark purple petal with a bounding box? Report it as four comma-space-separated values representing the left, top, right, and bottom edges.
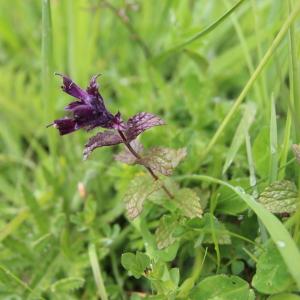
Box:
53, 118, 78, 135
65, 101, 84, 110
56, 73, 90, 102
83, 130, 123, 160
86, 74, 101, 96
73, 105, 95, 124
125, 112, 165, 140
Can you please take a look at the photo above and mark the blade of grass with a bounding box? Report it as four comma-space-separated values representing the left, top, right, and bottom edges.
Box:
269, 94, 278, 183
245, 132, 268, 242
0, 209, 29, 242
279, 111, 292, 180
288, 0, 300, 243
289, 0, 300, 142
223, 0, 264, 111
0, 265, 42, 299
42, 0, 57, 158
177, 174, 300, 289
153, 0, 245, 62
201, 2, 300, 161
88, 243, 108, 300
251, 0, 269, 118
223, 103, 256, 174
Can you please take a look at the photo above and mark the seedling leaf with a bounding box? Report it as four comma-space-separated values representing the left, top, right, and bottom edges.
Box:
121, 252, 150, 279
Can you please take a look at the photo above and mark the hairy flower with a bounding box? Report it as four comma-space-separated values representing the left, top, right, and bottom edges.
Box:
49, 74, 165, 158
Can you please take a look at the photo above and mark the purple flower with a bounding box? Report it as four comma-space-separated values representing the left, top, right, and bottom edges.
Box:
49, 74, 165, 159
50, 73, 117, 134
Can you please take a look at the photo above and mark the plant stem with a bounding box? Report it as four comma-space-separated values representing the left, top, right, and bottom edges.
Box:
88, 243, 108, 300
117, 130, 174, 199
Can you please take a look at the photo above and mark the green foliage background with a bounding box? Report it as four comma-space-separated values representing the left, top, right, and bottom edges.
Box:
0, 0, 300, 299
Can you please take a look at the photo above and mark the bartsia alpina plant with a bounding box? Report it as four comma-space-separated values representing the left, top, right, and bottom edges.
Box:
49, 73, 165, 160
49, 74, 202, 222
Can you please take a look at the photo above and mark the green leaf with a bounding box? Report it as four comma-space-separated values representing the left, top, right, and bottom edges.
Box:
153, 0, 245, 62
174, 188, 203, 218
253, 127, 270, 178
223, 103, 256, 174
124, 174, 161, 220
268, 294, 300, 300
187, 214, 231, 245
83, 196, 97, 224
190, 275, 255, 300
183, 49, 209, 72
121, 252, 150, 279
216, 178, 249, 215
155, 215, 178, 250
258, 180, 298, 214
137, 147, 187, 176
252, 242, 295, 294
51, 277, 85, 293
231, 260, 245, 275
147, 262, 179, 294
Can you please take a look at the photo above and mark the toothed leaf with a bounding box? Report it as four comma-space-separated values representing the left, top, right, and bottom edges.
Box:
83, 130, 122, 159
258, 180, 298, 214
174, 188, 203, 218
121, 252, 150, 279
126, 112, 165, 140
155, 215, 179, 250
124, 174, 161, 220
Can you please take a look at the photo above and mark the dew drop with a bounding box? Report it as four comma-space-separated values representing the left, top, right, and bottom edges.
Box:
276, 240, 286, 248
271, 145, 277, 155
235, 186, 246, 194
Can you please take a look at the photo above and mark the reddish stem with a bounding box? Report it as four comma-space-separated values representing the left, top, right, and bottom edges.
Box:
117, 130, 174, 199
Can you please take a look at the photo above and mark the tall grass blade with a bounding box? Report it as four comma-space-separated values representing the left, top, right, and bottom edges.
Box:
223, 103, 256, 174
202, 2, 300, 160
153, 0, 245, 62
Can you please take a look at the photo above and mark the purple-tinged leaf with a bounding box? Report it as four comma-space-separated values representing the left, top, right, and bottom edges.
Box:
124, 174, 161, 220
155, 215, 179, 250
126, 112, 165, 140
174, 188, 203, 218
114, 140, 144, 165
83, 130, 122, 160
137, 147, 187, 176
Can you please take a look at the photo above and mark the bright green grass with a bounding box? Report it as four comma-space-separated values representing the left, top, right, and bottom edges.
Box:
0, 0, 300, 299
